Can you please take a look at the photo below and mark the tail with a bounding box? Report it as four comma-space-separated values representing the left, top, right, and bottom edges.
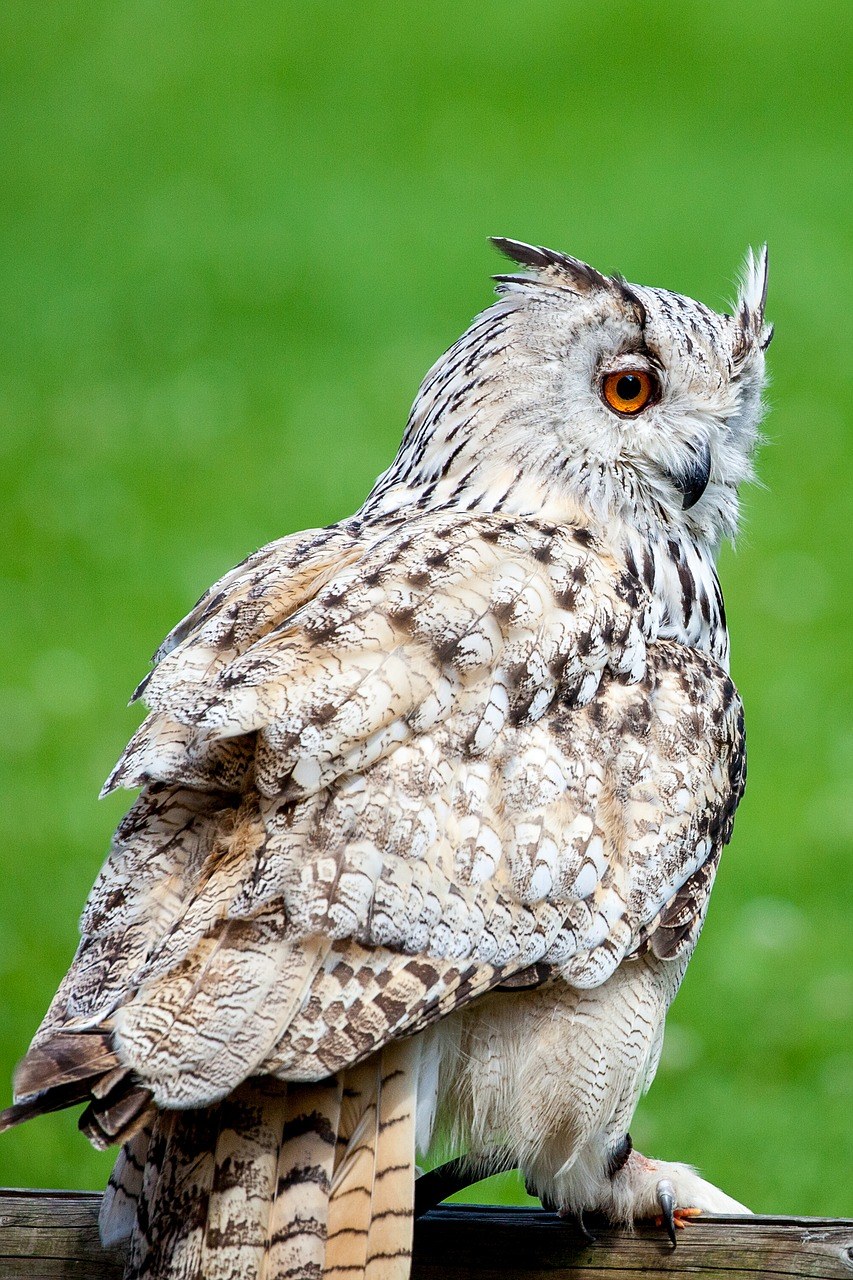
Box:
98, 1040, 421, 1280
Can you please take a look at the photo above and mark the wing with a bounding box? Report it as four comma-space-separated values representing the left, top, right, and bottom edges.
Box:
8, 511, 743, 1133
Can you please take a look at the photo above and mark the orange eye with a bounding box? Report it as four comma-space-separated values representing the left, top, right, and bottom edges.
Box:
601, 369, 657, 415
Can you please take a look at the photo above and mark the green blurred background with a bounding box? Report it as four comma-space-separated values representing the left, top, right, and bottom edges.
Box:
0, 0, 850, 1216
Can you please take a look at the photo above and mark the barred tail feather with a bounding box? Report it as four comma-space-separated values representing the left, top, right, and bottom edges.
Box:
363, 1042, 421, 1280
325, 1040, 421, 1280
325, 1061, 377, 1279
262, 1076, 343, 1280
108, 1057, 421, 1280
195, 1080, 288, 1280
125, 1104, 217, 1278
100, 1124, 153, 1247
118, 1079, 332, 1280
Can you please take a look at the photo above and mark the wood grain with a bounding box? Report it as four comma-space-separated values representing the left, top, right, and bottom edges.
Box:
1, 1190, 852, 1279
413, 1206, 853, 1279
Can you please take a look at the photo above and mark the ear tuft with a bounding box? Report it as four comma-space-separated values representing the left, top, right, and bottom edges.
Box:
736, 245, 769, 328
734, 245, 772, 357
489, 237, 610, 294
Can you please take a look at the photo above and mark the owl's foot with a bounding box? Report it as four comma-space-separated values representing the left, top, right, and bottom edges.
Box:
612, 1149, 750, 1247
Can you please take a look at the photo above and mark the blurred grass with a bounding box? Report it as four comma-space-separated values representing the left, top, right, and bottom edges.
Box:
0, 0, 850, 1215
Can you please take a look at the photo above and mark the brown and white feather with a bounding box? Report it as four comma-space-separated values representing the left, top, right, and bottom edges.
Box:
2, 238, 770, 1274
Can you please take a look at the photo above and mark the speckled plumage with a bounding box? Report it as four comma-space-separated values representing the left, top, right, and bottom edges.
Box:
2, 239, 771, 1277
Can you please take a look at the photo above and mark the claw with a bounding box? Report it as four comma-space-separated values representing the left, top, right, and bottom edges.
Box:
575, 1210, 597, 1244
656, 1178, 677, 1248
555, 1206, 597, 1242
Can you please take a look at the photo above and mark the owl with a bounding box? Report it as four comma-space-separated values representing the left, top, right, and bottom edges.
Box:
2, 238, 772, 1279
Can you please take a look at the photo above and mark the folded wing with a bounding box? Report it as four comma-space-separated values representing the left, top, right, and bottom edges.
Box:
7, 511, 744, 1128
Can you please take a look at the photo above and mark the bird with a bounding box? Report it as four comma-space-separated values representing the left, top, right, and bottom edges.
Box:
2, 237, 772, 1279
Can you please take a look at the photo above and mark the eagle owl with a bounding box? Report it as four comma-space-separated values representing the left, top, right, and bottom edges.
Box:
2, 239, 772, 1278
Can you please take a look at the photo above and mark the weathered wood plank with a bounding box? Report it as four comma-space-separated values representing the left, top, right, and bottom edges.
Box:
1, 1190, 852, 1278
0, 1190, 125, 1280
412, 1206, 853, 1279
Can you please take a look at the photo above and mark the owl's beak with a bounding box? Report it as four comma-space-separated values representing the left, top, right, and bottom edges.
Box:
671, 443, 712, 510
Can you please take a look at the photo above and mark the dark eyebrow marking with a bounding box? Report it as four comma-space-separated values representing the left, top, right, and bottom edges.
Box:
617, 339, 664, 375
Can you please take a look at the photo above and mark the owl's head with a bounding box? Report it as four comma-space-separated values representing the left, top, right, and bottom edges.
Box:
485, 238, 770, 541
367, 239, 772, 552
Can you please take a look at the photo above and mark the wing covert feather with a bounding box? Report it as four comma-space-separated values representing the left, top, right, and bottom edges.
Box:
105, 513, 648, 799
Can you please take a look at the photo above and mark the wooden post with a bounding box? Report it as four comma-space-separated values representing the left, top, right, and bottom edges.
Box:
1, 1189, 852, 1278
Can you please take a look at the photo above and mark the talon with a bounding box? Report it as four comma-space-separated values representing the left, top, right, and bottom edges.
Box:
556, 1206, 597, 1242
576, 1210, 597, 1243
656, 1178, 677, 1247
